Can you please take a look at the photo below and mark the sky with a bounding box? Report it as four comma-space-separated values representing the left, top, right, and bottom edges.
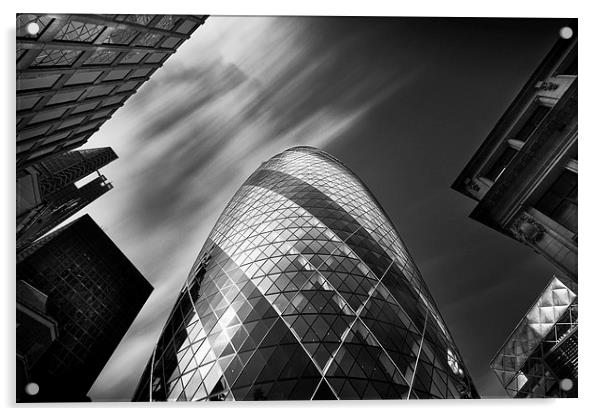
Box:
68, 16, 573, 400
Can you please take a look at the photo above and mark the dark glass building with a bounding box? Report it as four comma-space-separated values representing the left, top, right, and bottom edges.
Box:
17, 147, 117, 252
491, 276, 577, 398
133, 146, 478, 401
17, 214, 153, 402
16, 14, 207, 169
451, 22, 577, 281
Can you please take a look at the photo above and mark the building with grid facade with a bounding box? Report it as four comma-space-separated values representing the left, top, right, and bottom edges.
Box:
133, 146, 479, 401
17, 147, 117, 252
491, 275, 577, 398
16, 14, 207, 169
16, 214, 153, 402
451, 23, 577, 281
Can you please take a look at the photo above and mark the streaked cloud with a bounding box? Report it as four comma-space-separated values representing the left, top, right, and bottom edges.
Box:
83, 16, 414, 400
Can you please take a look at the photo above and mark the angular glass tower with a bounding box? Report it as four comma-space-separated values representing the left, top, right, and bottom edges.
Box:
134, 146, 478, 401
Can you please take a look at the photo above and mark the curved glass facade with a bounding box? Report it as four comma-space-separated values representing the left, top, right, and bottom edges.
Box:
133, 146, 478, 401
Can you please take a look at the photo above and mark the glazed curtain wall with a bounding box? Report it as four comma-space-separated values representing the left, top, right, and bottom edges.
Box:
133, 147, 478, 401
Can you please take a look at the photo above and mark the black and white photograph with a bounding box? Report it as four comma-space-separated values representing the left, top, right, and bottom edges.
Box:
6, 1, 594, 410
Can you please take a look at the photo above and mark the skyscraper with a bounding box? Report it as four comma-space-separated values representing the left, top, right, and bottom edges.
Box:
490, 275, 577, 398
133, 146, 478, 401
451, 23, 577, 281
17, 147, 117, 252
17, 214, 153, 402
16, 14, 208, 169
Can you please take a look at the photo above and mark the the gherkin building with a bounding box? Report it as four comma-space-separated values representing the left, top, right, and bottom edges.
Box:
133, 146, 479, 401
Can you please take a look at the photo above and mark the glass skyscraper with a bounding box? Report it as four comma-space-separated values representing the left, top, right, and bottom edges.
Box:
134, 146, 478, 401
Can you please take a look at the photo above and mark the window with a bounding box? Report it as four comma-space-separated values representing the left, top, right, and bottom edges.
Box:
17, 96, 40, 111
535, 170, 577, 233
17, 74, 60, 91
84, 50, 119, 65
483, 146, 518, 181
175, 19, 197, 34
103, 69, 130, 81
103, 28, 137, 45
29, 107, 67, 124
146, 53, 166, 64
161, 37, 180, 49
46, 90, 84, 105
31, 49, 81, 67
54, 20, 104, 43
65, 71, 102, 86
513, 105, 550, 142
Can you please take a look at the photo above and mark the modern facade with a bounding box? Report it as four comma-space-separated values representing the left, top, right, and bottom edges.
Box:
17, 147, 117, 252
133, 146, 478, 401
451, 23, 577, 281
490, 275, 577, 398
16, 214, 153, 402
16, 14, 207, 169
16, 280, 59, 402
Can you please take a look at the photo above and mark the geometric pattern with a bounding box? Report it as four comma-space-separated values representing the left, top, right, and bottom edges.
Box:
102, 28, 138, 46
490, 276, 578, 398
54, 20, 104, 43
31, 49, 82, 67
17, 14, 206, 169
16, 14, 54, 39
133, 147, 479, 401
124, 15, 154, 26
84, 50, 119, 66
155, 15, 178, 31
134, 33, 162, 47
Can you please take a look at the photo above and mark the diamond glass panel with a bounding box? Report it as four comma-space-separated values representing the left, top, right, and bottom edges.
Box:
54, 20, 104, 43
16, 14, 54, 38
124, 15, 154, 26
31, 49, 81, 67
133, 147, 478, 401
84, 50, 119, 65
103, 28, 138, 45
491, 276, 578, 398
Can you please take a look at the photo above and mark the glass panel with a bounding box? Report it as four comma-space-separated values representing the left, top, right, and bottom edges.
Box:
17, 75, 61, 91
31, 49, 81, 67
84, 50, 119, 65
54, 20, 104, 42
103, 69, 130, 81
46, 90, 84, 105
29, 107, 67, 124
65, 71, 102, 86
103, 28, 137, 45
133, 147, 477, 401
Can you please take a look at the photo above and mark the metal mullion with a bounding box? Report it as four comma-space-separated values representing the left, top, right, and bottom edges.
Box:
406, 313, 429, 399
69, 14, 192, 39
177, 15, 209, 24
18, 136, 91, 169
18, 62, 157, 77
16, 76, 145, 98
19, 114, 112, 140
18, 38, 176, 55
16, 17, 68, 70
17, 129, 88, 154
18, 90, 131, 119
55, 103, 123, 127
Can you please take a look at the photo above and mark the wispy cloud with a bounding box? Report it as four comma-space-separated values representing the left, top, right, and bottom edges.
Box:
83, 16, 415, 400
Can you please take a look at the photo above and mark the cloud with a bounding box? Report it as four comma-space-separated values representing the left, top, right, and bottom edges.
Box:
83, 16, 416, 400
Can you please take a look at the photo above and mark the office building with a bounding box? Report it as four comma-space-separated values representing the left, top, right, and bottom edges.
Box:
451, 24, 577, 281
17, 214, 153, 402
17, 147, 117, 252
16, 280, 59, 402
490, 275, 577, 398
16, 14, 207, 169
133, 146, 478, 401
